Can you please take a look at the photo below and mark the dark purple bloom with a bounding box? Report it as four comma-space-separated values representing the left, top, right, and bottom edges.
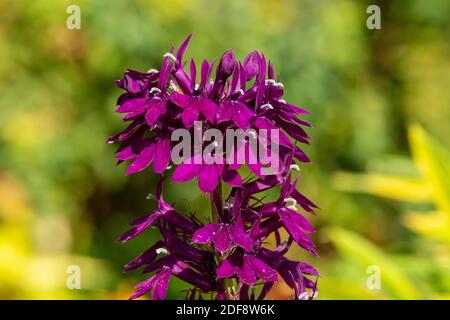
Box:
109, 35, 318, 300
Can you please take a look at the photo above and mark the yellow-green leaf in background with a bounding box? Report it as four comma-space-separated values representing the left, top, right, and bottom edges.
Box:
317, 277, 387, 300
403, 211, 450, 244
331, 171, 431, 203
324, 227, 421, 299
409, 124, 450, 214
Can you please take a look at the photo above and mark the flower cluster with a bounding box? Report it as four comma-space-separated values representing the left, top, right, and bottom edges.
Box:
108, 35, 318, 300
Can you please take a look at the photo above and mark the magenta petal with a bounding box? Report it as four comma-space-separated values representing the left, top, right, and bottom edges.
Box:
298, 262, 319, 276
129, 276, 155, 300
151, 267, 172, 300
216, 259, 238, 279
229, 219, 253, 251
176, 34, 192, 62
222, 168, 242, 187
169, 92, 191, 109
153, 139, 171, 174
213, 225, 232, 254
182, 106, 200, 128
245, 256, 278, 283
117, 119, 145, 142
217, 102, 233, 123
198, 164, 222, 193
282, 207, 314, 233
279, 208, 316, 254
145, 98, 166, 127
192, 223, 220, 244
115, 98, 147, 113
124, 240, 164, 272
126, 144, 155, 175
238, 260, 257, 285
172, 161, 202, 183
200, 98, 218, 124
115, 138, 148, 161
117, 211, 162, 242
242, 50, 260, 80
144, 107, 161, 127
232, 102, 252, 130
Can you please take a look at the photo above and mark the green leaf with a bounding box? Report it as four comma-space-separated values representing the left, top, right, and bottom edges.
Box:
332, 171, 432, 203
324, 227, 421, 299
409, 124, 450, 214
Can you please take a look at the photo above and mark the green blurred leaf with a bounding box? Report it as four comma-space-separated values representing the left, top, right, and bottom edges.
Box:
403, 211, 450, 243
324, 227, 421, 299
332, 171, 432, 203
408, 124, 450, 214
317, 277, 386, 300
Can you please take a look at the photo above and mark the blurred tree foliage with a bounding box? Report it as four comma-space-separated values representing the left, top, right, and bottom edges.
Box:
0, 0, 448, 299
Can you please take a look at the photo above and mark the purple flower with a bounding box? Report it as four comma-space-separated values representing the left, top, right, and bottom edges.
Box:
193, 215, 253, 253
216, 255, 278, 286
109, 35, 319, 300
129, 266, 172, 300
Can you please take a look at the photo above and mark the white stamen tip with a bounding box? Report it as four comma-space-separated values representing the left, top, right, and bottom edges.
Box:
194, 83, 200, 90
166, 165, 172, 170
156, 248, 169, 255
290, 164, 300, 171
274, 82, 284, 88
148, 68, 159, 74
236, 89, 244, 95
146, 193, 155, 200
261, 103, 273, 110
150, 87, 161, 94
279, 99, 286, 104
163, 52, 177, 62
298, 292, 310, 300
287, 205, 298, 211
224, 203, 234, 209
283, 197, 297, 207
265, 79, 276, 85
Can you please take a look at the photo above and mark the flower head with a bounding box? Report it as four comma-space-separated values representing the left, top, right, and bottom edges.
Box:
109, 35, 318, 300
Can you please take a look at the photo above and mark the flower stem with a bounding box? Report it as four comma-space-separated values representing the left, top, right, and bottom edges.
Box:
210, 181, 222, 223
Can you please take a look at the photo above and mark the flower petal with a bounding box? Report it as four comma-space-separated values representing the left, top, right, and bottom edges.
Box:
192, 223, 220, 244
213, 225, 232, 254
200, 98, 218, 124
153, 139, 171, 174
198, 164, 223, 193
126, 144, 155, 175
245, 256, 278, 283
216, 259, 239, 279
117, 211, 163, 242
229, 218, 253, 251
151, 267, 172, 300
172, 160, 202, 183
145, 98, 166, 126
182, 106, 200, 128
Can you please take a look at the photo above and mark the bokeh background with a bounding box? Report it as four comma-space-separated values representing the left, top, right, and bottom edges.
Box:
0, 0, 449, 299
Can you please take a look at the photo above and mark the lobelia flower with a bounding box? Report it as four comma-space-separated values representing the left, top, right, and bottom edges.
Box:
108, 34, 319, 300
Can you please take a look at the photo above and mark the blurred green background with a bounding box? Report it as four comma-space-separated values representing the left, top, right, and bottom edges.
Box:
0, 0, 449, 299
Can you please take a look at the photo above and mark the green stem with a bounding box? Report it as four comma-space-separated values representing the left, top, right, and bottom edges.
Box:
210, 181, 222, 223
